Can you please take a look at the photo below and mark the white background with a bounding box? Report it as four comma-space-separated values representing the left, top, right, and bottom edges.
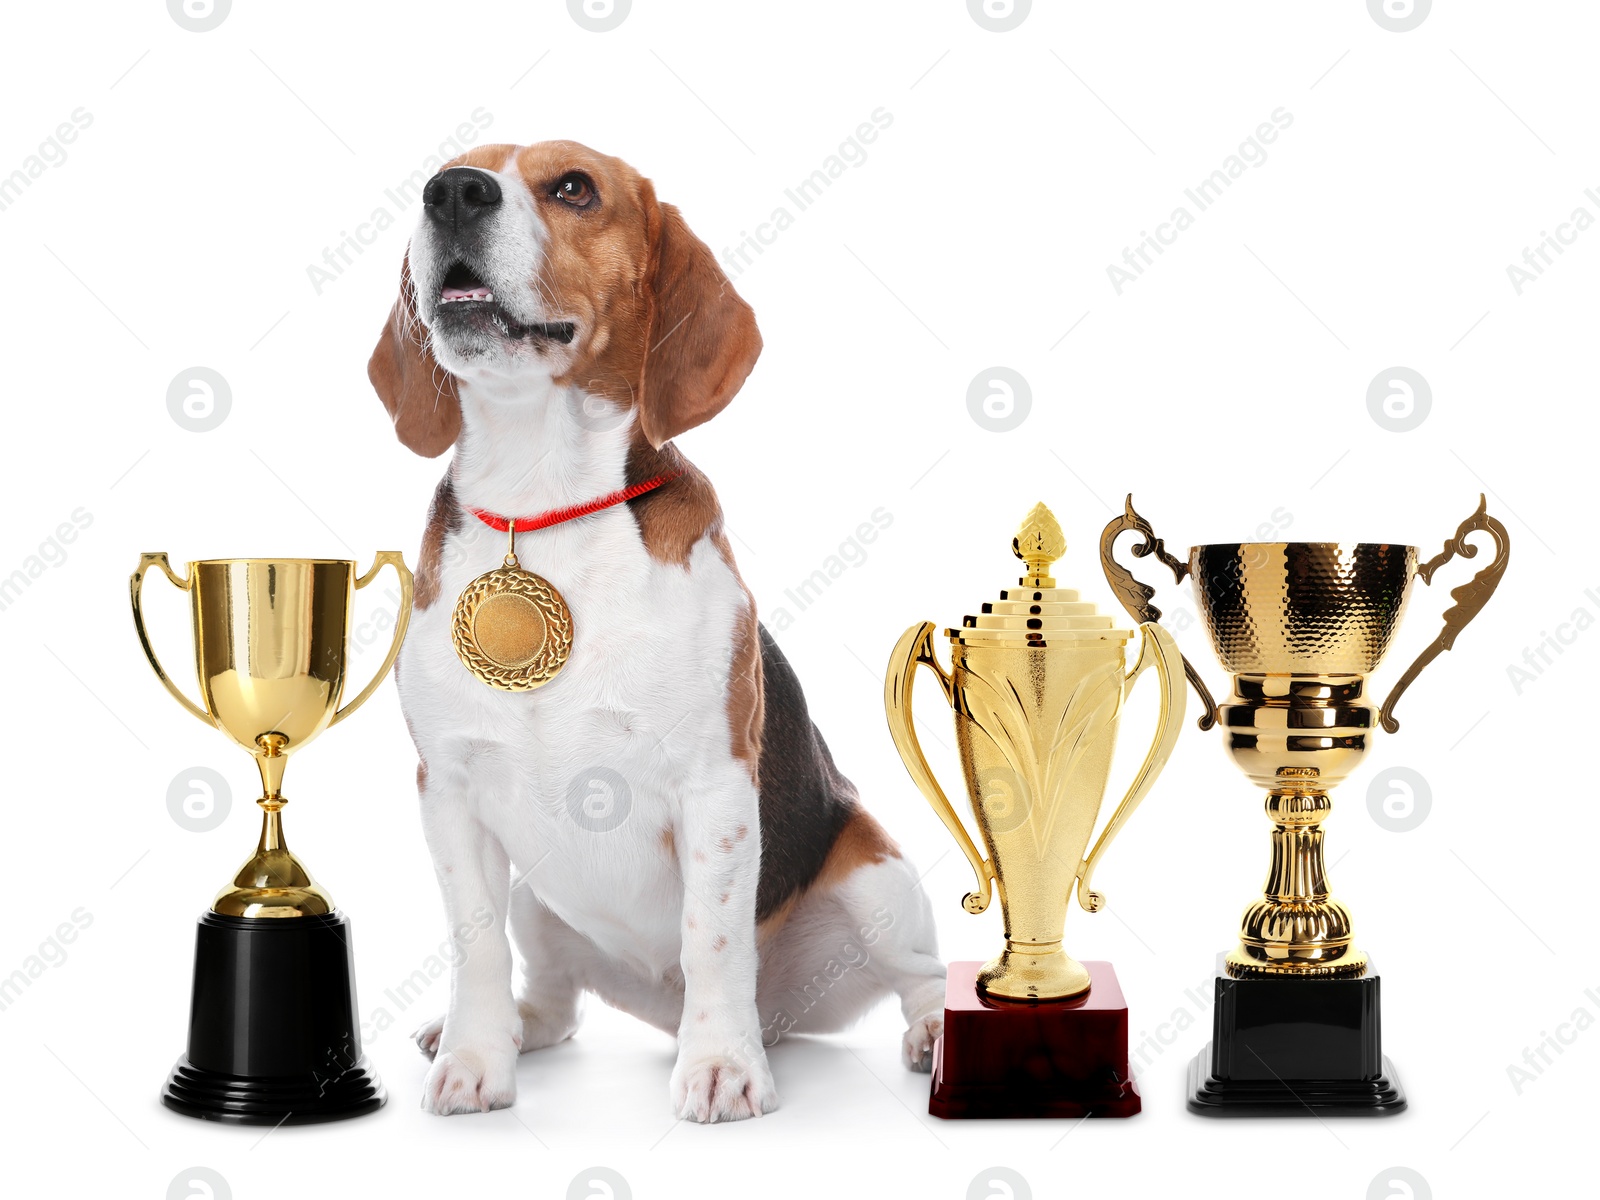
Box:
1, 2, 1591, 1198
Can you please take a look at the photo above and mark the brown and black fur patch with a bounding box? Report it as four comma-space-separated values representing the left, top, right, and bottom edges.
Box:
719, 543, 764, 781
619, 448, 874, 920
752, 625, 885, 921
812, 806, 900, 893
415, 475, 463, 609
624, 438, 721, 566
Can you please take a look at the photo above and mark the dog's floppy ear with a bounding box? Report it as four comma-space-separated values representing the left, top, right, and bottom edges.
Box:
368, 256, 461, 458
637, 200, 762, 448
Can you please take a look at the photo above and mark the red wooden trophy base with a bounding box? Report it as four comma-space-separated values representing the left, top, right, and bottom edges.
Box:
928, 960, 1140, 1119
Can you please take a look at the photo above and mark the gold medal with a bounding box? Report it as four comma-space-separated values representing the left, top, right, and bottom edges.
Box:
450, 474, 678, 691
452, 519, 572, 691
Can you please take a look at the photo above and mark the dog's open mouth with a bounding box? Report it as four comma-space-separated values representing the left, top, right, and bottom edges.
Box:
436, 262, 576, 344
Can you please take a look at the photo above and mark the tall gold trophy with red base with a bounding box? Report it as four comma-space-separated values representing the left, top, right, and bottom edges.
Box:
885, 504, 1184, 1117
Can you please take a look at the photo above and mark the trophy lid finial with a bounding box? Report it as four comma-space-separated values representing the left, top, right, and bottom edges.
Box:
1013, 502, 1066, 587
950, 501, 1130, 648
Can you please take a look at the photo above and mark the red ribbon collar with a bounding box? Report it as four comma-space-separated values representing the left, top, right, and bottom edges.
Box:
467, 471, 680, 534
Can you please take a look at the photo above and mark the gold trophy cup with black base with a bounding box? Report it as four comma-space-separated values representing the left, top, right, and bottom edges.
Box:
1101, 496, 1508, 1116
132, 553, 412, 1124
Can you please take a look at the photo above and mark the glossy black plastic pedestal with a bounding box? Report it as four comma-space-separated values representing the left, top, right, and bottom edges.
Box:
1187, 954, 1405, 1116
162, 911, 385, 1125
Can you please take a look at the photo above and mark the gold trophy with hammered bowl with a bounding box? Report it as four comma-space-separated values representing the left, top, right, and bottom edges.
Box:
1100, 495, 1509, 1115
131, 552, 413, 1124
885, 503, 1184, 1118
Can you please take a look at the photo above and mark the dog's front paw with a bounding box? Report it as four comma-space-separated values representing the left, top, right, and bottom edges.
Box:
421, 1046, 518, 1116
670, 1047, 778, 1123
902, 1013, 943, 1073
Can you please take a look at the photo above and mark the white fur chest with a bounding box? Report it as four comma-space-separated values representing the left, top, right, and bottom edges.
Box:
397, 380, 748, 977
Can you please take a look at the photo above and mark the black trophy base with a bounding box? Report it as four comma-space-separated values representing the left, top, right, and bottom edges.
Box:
1186, 1048, 1405, 1116
1186, 953, 1406, 1117
162, 910, 385, 1126
163, 1055, 385, 1125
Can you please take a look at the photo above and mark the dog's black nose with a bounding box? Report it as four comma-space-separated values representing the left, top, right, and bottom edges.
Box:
423, 168, 502, 228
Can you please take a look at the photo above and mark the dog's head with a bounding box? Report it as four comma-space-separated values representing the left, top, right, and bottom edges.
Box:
369, 140, 761, 456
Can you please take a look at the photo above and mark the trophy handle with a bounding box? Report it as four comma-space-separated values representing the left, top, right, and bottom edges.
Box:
1379, 495, 1510, 733
130, 552, 211, 725
1099, 494, 1218, 730
1075, 621, 1183, 913
331, 551, 415, 726
885, 621, 993, 915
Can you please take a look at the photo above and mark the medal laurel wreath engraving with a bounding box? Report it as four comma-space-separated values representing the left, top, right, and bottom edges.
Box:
451, 518, 574, 691
451, 472, 679, 691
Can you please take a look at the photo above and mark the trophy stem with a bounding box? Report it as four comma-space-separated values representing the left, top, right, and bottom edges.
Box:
250, 734, 293, 871
1261, 790, 1331, 902
211, 740, 335, 919
255, 732, 289, 801
258, 800, 288, 854
1227, 787, 1366, 979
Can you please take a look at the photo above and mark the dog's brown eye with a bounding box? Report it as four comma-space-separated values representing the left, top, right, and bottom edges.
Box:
552, 172, 595, 208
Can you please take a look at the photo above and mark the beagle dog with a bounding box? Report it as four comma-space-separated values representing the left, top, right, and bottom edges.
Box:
368, 141, 946, 1122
